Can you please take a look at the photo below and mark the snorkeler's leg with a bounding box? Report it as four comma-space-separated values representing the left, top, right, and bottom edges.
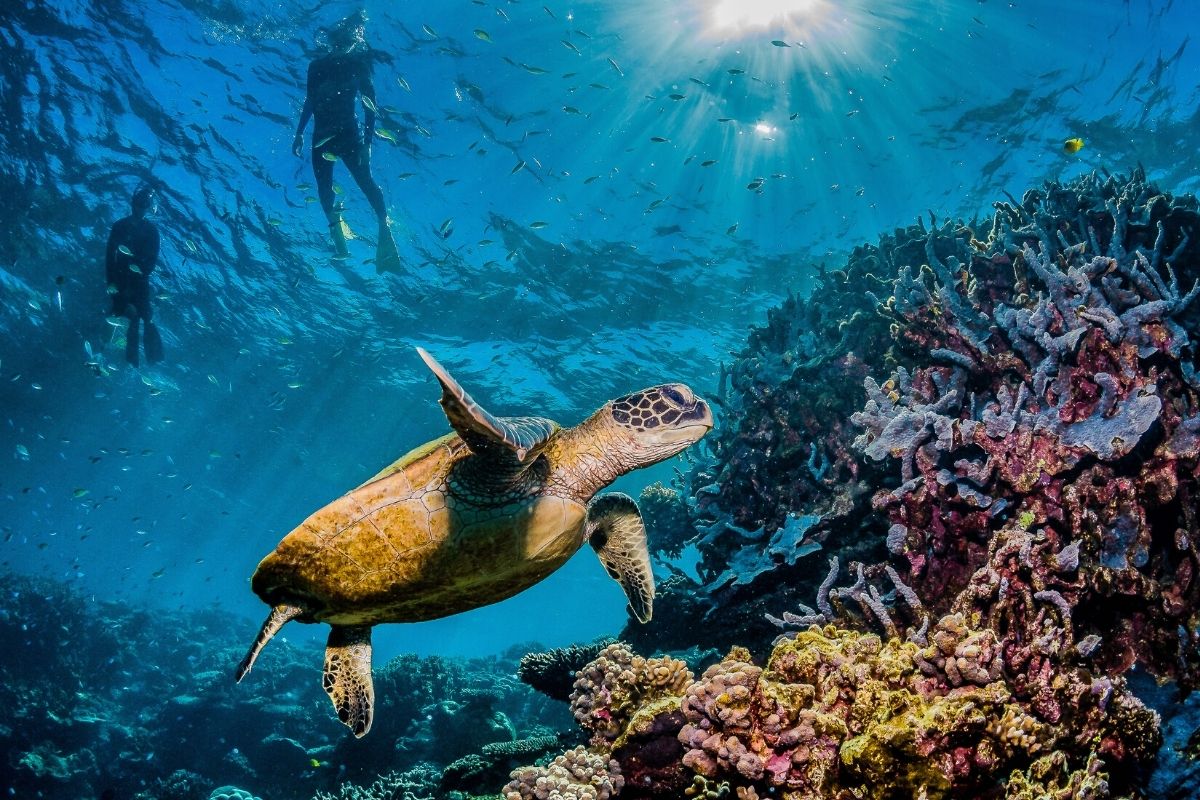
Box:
343, 146, 387, 223
312, 146, 348, 259
344, 145, 400, 273
142, 295, 163, 364
124, 308, 140, 367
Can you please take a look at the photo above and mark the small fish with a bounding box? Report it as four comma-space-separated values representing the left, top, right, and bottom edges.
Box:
184, 239, 199, 254
473, 29, 492, 42
583, 175, 599, 184
726, 223, 739, 235
649, 136, 670, 143
668, 93, 686, 101
397, 172, 415, 180
397, 76, 412, 92
16, 444, 30, 458
606, 57, 623, 76
771, 40, 790, 47
361, 96, 378, 114
310, 759, 322, 768
321, 152, 339, 162
746, 178, 764, 191
543, 5, 555, 19
287, 382, 302, 389
128, 264, 142, 275
561, 39, 581, 55
117, 245, 133, 256
727, 68, 745, 75
701, 159, 717, 167
529, 221, 548, 229
717, 117, 733, 123
314, 134, 336, 148
511, 160, 526, 174
266, 218, 282, 226
520, 63, 548, 75
374, 127, 398, 143
689, 78, 708, 87
422, 24, 438, 38
1063, 137, 1085, 153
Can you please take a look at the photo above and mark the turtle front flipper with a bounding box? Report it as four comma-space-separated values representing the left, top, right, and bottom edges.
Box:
586, 493, 655, 623
323, 624, 375, 737
417, 347, 558, 463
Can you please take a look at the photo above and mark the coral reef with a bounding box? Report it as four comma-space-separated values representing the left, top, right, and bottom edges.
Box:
520, 640, 617, 702
569, 643, 693, 746
503, 745, 624, 800
526, 622, 1160, 800
631, 169, 1200, 667
852, 170, 1200, 686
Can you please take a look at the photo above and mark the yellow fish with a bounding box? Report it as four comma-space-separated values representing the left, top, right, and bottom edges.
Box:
310, 759, 322, 768
340, 218, 356, 240
1063, 137, 1084, 153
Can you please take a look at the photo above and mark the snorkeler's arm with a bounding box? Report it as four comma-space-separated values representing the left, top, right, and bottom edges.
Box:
293, 64, 315, 156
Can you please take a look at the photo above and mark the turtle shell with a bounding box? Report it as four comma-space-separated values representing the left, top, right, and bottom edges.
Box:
250, 432, 587, 625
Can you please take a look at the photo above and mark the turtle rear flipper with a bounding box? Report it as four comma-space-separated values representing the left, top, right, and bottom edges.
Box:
324, 625, 375, 737
587, 493, 654, 623
236, 603, 303, 682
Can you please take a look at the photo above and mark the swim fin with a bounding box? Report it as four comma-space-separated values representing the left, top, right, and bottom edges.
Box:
376, 220, 402, 274
329, 216, 350, 261
144, 320, 164, 364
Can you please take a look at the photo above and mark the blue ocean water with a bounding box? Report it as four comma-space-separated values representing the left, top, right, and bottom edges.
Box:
2, 0, 1199, 797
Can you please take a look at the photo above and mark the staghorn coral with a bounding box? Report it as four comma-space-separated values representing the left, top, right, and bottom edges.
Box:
503, 745, 623, 800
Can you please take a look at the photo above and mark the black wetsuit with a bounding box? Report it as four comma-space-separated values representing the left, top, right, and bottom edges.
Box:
105, 215, 161, 366
303, 52, 387, 222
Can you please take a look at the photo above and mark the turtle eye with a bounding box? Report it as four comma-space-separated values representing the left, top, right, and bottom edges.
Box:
660, 384, 691, 408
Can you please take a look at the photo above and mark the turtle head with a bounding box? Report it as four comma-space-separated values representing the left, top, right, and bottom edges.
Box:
606, 383, 713, 465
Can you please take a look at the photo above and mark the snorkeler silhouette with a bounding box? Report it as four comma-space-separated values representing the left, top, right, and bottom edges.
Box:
292, 10, 402, 272
105, 184, 164, 368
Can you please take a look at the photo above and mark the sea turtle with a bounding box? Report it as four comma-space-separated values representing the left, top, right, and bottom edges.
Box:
235, 347, 712, 736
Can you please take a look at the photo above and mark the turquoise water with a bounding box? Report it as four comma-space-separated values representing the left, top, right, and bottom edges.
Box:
2, 1, 1199, 797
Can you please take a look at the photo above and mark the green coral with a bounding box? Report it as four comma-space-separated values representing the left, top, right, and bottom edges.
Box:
1005, 751, 1111, 799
